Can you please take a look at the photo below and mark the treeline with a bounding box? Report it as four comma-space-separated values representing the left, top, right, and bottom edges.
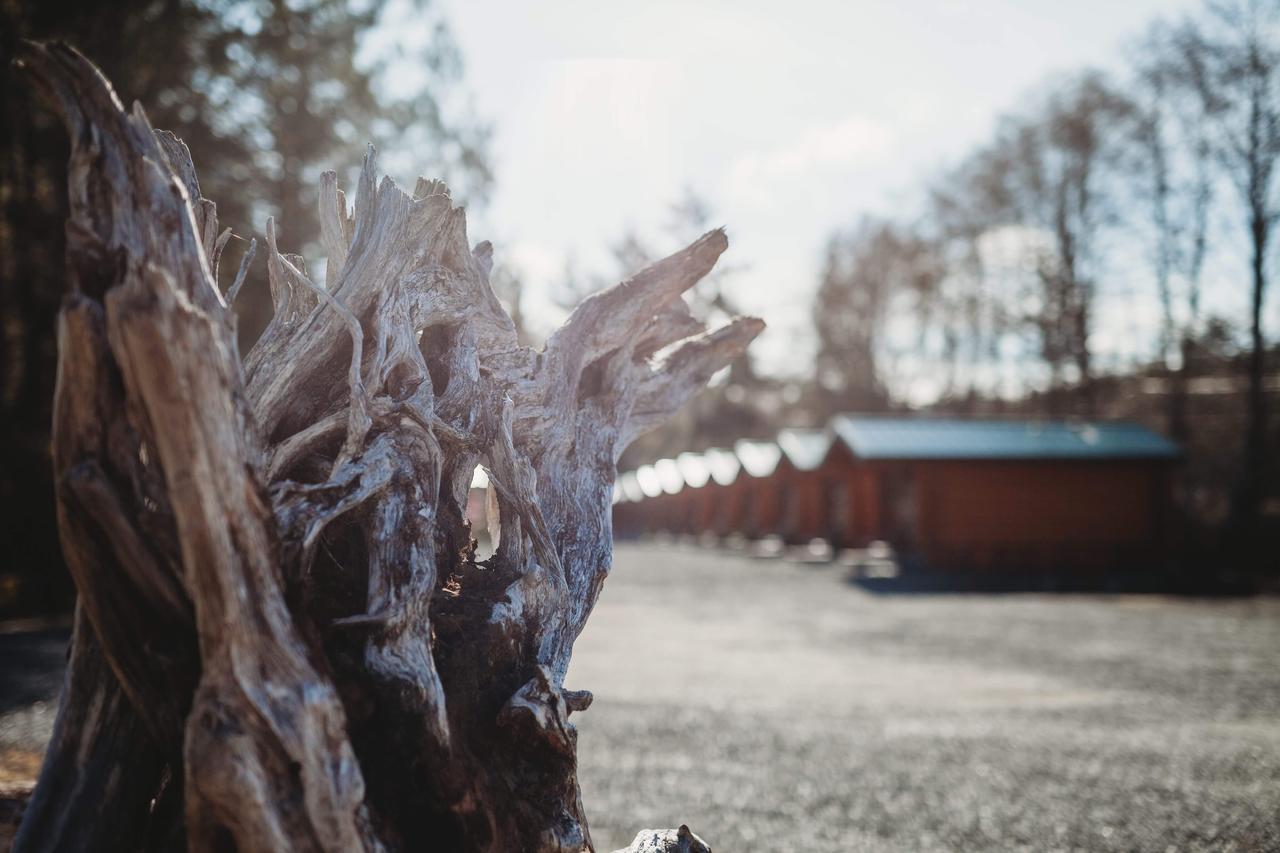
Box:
627, 1, 1280, 565
814, 7, 1273, 420
809, 1, 1280, 556
0, 0, 489, 614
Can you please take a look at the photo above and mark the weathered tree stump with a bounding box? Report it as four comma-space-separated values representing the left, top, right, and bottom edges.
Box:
13, 42, 761, 852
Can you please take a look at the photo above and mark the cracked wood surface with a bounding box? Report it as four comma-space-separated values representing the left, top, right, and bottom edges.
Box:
13, 41, 757, 852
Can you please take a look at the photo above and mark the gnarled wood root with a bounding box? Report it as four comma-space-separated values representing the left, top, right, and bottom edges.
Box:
14, 41, 762, 852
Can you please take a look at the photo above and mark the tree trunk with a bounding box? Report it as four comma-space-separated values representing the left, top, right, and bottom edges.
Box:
1237, 200, 1270, 544
13, 42, 761, 853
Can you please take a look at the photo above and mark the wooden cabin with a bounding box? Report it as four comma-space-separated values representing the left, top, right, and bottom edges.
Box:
630, 463, 665, 533
674, 452, 713, 535
611, 471, 645, 537
650, 458, 685, 533
612, 416, 1178, 572
699, 448, 744, 536
825, 416, 1179, 571
775, 428, 835, 544
613, 449, 741, 538
734, 439, 784, 538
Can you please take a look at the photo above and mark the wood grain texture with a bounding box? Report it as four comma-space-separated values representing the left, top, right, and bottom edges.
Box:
15, 40, 758, 852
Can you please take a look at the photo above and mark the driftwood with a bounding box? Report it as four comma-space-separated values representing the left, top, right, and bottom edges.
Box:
13, 42, 761, 852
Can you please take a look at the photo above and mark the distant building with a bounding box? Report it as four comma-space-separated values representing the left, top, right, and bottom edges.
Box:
611, 415, 1180, 572
701, 448, 744, 536
825, 416, 1179, 571
674, 451, 713, 535
735, 439, 784, 538
773, 429, 835, 544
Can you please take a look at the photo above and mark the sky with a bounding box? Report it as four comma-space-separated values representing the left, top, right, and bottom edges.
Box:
413, 0, 1216, 380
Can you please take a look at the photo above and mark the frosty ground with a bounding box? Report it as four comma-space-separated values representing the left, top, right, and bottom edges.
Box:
3, 543, 1279, 851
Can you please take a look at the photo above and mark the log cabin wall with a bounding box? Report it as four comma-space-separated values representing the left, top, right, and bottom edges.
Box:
777, 468, 829, 544
612, 417, 1178, 573
713, 479, 750, 537
743, 476, 783, 538
821, 441, 881, 548
694, 482, 722, 534
906, 459, 1171, 571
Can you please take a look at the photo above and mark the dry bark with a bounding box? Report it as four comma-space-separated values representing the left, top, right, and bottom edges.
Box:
13, 42, 761, 853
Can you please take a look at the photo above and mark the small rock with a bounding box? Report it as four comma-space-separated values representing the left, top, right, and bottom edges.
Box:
613, 824, 712, 853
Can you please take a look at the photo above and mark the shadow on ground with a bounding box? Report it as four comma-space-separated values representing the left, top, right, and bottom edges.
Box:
847, 568, 1260, 596
0, 628, 68, 717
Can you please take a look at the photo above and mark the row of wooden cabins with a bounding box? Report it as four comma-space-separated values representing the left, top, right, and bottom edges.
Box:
612, 415, 1180, 571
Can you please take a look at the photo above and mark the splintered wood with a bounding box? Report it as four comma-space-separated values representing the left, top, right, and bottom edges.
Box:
14, 41, 760, 853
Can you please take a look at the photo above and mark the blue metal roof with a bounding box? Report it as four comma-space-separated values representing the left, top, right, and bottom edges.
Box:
830, 415, 1180, 461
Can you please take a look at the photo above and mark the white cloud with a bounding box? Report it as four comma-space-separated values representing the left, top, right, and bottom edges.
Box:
723, 116, 895, 206
441, 0, 1211, 380
503, 239, 562, 284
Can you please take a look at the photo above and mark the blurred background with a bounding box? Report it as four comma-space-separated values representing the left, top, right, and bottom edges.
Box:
2, 1, 1279, 850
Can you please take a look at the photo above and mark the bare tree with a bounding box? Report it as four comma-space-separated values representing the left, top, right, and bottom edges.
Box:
1126, 20, 1217, 440
925, 151, 1035, 405
14, 43, 759, 852
811, 218, 942, 413
980, 73, 1133, 416
1177, 0, 1280, 534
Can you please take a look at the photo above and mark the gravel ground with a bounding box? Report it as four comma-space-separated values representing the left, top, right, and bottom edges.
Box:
568, 543, 1280, 852
0, 626, 68, 789
2, 545, 1278, 851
